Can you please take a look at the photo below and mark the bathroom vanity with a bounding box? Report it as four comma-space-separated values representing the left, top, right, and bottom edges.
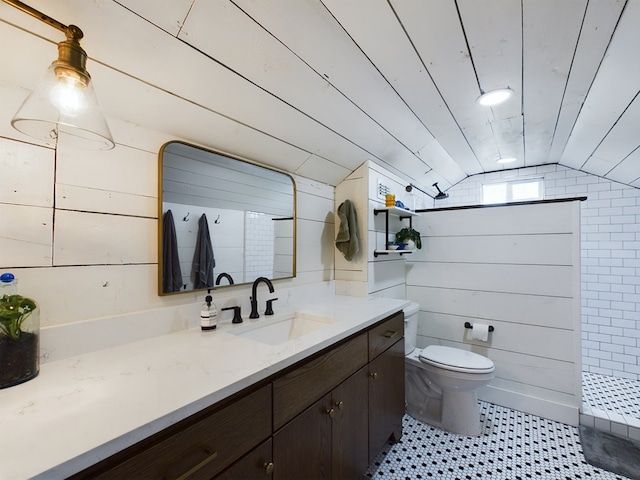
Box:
0, 296, 407, 479
70, 311, 404, 479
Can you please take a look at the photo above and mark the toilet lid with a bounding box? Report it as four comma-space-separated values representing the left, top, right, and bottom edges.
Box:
419, 345, 495, 373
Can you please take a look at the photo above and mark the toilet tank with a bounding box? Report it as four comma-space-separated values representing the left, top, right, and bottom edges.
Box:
403, 302, 420, 355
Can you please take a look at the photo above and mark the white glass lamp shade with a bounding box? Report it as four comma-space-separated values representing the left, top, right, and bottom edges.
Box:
11, 64, 115, 150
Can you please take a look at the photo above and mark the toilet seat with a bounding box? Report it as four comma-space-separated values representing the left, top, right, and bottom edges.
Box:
419, 345, 495, 374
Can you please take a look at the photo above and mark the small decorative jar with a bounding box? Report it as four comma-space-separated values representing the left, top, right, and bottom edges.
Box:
0, 291, 40, 389
385, 193, 396, 207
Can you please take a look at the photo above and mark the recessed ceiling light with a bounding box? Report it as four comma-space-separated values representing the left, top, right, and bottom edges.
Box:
496, 157, 517, 164
477, 88, 514, 107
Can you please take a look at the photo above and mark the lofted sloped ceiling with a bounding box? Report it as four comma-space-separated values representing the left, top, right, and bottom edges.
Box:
1, 0, 639, 197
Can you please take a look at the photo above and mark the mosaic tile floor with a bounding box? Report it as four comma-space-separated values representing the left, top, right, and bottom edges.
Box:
582, 372, 640, 420
364, 401, 630, 480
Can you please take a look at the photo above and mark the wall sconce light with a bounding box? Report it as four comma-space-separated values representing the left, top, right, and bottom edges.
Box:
4, 0, 114, 150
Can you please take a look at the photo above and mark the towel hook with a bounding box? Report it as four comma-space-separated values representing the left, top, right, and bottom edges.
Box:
214, 214, 221, 224
183, 212, 190, 222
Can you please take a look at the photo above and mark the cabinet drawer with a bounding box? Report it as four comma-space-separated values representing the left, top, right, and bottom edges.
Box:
368, 311, 404, 360
273, 333, 367, 430
215, 438, 273, 480
87, 384, 272, 480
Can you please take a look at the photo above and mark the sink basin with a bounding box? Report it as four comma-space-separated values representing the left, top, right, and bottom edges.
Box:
230, 312, 337, 345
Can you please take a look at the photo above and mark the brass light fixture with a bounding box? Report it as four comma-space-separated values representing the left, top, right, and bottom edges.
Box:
4, 0, 114, 150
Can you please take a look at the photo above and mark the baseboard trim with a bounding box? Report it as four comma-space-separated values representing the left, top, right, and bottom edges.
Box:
479, 385, 580, 426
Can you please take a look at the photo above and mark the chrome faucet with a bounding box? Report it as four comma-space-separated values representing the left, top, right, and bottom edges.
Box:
249, 277, 275, 318
215, 272, 235, 286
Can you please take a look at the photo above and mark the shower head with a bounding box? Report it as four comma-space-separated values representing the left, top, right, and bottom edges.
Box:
432, 182, 449, 200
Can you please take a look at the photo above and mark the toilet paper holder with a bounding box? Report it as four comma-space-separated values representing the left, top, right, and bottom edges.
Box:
464, 321, 494, 332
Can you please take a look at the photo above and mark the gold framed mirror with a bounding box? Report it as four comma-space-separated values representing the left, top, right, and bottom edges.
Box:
158, 141, 296, 295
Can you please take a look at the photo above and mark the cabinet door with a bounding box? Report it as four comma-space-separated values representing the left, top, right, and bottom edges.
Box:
273, 393, 332, 480
331, 366, 369, 480
215, 438, 273, 480
368, 338, 405, 462
273, 334, 367, 430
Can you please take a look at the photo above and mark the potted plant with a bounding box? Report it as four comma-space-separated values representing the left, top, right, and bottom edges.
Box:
0, 294, 39, 388
395, 227, 422, 250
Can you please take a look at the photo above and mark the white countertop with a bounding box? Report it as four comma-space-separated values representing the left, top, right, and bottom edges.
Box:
0, 296, 408, 480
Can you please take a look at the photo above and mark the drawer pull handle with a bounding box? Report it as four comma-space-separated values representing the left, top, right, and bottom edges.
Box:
335, 400, 344, 410
325, 407, 335, 418
382, 330, 399, 339
264, 462, 275, 475
369, 372, 378, 380
169, 446, 218, 480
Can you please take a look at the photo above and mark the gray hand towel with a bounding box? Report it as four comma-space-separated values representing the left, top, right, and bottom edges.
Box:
192, 213, 216, 289
162, 210, 183, 293
336, 199, 360, 261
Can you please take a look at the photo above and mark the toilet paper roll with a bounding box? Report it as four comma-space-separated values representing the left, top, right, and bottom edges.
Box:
471, 323, 490, 342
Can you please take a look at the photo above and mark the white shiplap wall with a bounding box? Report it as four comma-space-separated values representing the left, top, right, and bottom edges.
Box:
0, 126, 335, 334
439, 165, 640, 382
407, 201, 582, 425
334, 160, 430, 298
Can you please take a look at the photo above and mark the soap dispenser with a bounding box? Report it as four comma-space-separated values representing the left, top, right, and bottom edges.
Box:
200, 292, 218, 331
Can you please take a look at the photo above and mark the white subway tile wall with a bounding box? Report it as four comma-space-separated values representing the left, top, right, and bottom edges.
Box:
244, 211, 275, 280
439, 165, 640, 382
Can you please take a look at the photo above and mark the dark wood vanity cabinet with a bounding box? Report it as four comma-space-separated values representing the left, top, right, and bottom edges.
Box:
272, 365, 370, 480
69, 384, 272, 480
215, 439, 274, 480
330, 366, 370, 479
71, 312, 404, 480
271, 313, 404, 480
367, 312, 405, 462
272, 334, 369, 480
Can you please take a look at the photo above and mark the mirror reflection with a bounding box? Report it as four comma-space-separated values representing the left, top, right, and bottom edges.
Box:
159, 141, 296, 295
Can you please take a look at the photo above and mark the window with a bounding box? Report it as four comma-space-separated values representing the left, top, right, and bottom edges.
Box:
482, 178, 544, 205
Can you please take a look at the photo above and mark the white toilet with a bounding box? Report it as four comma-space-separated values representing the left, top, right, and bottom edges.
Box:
403, 302, 495, 436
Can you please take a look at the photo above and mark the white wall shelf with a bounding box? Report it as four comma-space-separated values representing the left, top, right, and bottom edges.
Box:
373, 206, 419, 257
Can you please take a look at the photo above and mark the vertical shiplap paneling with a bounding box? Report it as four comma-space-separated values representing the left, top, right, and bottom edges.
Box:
391, 0, 500, 170
547, 0, 626, 163
408, 200, 581, 425
322, 0, 470, 182
559, 0, 640, 170
521, 0, 587, 166
335, 163, 368, 290
457, 0, 524, 167
366, 161, 412, 297
296, 175, 335, 284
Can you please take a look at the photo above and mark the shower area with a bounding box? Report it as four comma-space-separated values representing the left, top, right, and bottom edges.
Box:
576, 188, 640, 438
579, 246, 640, 436
581, 372, 640, 427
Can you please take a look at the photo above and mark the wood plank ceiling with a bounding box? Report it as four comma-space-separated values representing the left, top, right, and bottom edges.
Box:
1, 0, 639, 196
